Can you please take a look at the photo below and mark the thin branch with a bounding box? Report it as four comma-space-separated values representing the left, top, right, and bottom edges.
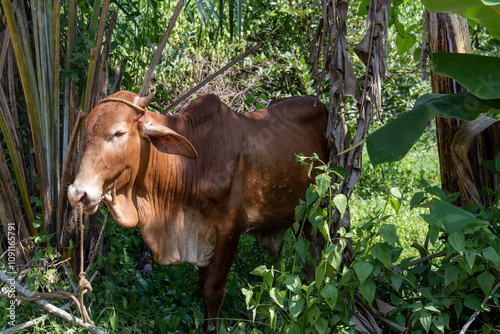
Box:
460, 280, 500, 334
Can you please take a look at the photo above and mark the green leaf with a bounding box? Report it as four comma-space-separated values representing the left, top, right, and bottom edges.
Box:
321, 282, 338, 309
314, 317, 328, 334
372, 243, 393, 267
359, 280, 376, 306
444, 266, 460, 286
483, 246, 500, 266
448, 232, 465, 253
333, 194, 348, 219
422, 0, 500, 41
353, 261, 374, 285
289, 295, 304, 320
419, 311, 432, 333
250, 265, 268, 276
294, 239, 308, 263
284, 323, 301, 334
389, 198, 401, 213
396, 34, 417, 55
391, 274, 403, 291
284, 275, 301, 295
432, 53, 500, 99
478, 271, 495, 295
366, 93, 500, 165
315, 173, 331, 197
464, 295, 482, 310
270, 288, 284, 308
410, 192, 426, 209
241, 288, 253, 308
496, 152, 500, 172
379, 224, 401, 247
315, 265, 325, 288
110, 311, 118, 331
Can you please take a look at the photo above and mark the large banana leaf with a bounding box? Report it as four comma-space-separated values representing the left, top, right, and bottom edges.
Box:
366, 93, 500, 165
422, 0, 500, 41
432, 53, 500, 99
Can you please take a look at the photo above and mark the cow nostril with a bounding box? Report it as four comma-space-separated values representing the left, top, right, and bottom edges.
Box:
68, 186, 87, 206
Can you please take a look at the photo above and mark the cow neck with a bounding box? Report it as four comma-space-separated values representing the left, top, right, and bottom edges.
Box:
135, 111, 198, 225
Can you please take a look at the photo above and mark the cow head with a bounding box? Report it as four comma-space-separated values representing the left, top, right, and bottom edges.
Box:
68, 91, 197, 228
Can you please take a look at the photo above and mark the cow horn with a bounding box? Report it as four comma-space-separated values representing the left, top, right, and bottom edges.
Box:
136, 91, 156, 108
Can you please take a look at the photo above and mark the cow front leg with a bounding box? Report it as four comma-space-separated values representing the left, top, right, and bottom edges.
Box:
200, 222, 242, 334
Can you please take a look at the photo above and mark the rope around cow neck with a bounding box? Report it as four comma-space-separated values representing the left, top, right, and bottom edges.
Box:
98, 97, 147, 114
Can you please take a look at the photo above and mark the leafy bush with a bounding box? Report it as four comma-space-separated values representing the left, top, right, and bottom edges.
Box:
241, 154, 500, 333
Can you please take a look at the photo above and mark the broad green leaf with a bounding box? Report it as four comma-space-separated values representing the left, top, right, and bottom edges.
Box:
372, 243, 393, 268
250, 265, 268, 276
389, 198, 401, 213
410, 192, 426, 209
466, 250, 476, 270
353, 261, 374, 285
289, 294, 304, 320
315, 265, 325, 288
110, 311, 118, 331
432, 53, 500, 99
359, 280, 376, 305
241, 288, 253, 308
294, 239, 308, 263
325, 245, 343, 271
366, 93, 500, 165
444, 266, 460, 286
284, 275, 301, 295
308, 304, 321, 324
284, 323, 301, 334
464, 295, 482, 310
391, 274, 403, 291
448, 232, 465, 253
496, 152, 500, 172
270, 288, 284, 308
483, 246, 500, 265
390, 187, 402, 199
419, 311, 432, 333
477, 271, 495, 295
315, 173, 331, 197
379, 224, 401, 247
314, 317, 328, 334
423, 0, 500, 40
396, 34, 417, 55
333, 194, 348, 219
321, 282, 338, 309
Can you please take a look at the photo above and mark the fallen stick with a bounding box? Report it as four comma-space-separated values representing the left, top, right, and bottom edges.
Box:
1, 271, 98, 334
163, 42, 262, 113
0, 270, 105, 334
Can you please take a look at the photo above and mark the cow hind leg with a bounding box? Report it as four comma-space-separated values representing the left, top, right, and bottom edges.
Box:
199, 220, 243, 334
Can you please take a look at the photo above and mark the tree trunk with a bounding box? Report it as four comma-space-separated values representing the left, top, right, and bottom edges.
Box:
425, 11, 500, 207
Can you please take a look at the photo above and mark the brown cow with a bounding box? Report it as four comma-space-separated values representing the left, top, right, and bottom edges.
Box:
68, 90, 328, 333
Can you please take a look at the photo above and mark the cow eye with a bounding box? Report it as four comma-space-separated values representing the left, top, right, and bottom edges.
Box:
114, 131, 126, 138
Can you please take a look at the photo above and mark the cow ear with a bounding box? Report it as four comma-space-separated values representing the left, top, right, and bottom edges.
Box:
140, 123, 198, 159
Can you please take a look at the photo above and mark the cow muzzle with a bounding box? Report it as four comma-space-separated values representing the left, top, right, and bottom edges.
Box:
67, 184, 102, 214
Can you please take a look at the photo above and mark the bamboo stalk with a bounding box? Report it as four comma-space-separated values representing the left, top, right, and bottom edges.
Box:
62, 0, 77, 162
0, 88, 36, 232
51, 0, 61, 232
1, 0, 52, 232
